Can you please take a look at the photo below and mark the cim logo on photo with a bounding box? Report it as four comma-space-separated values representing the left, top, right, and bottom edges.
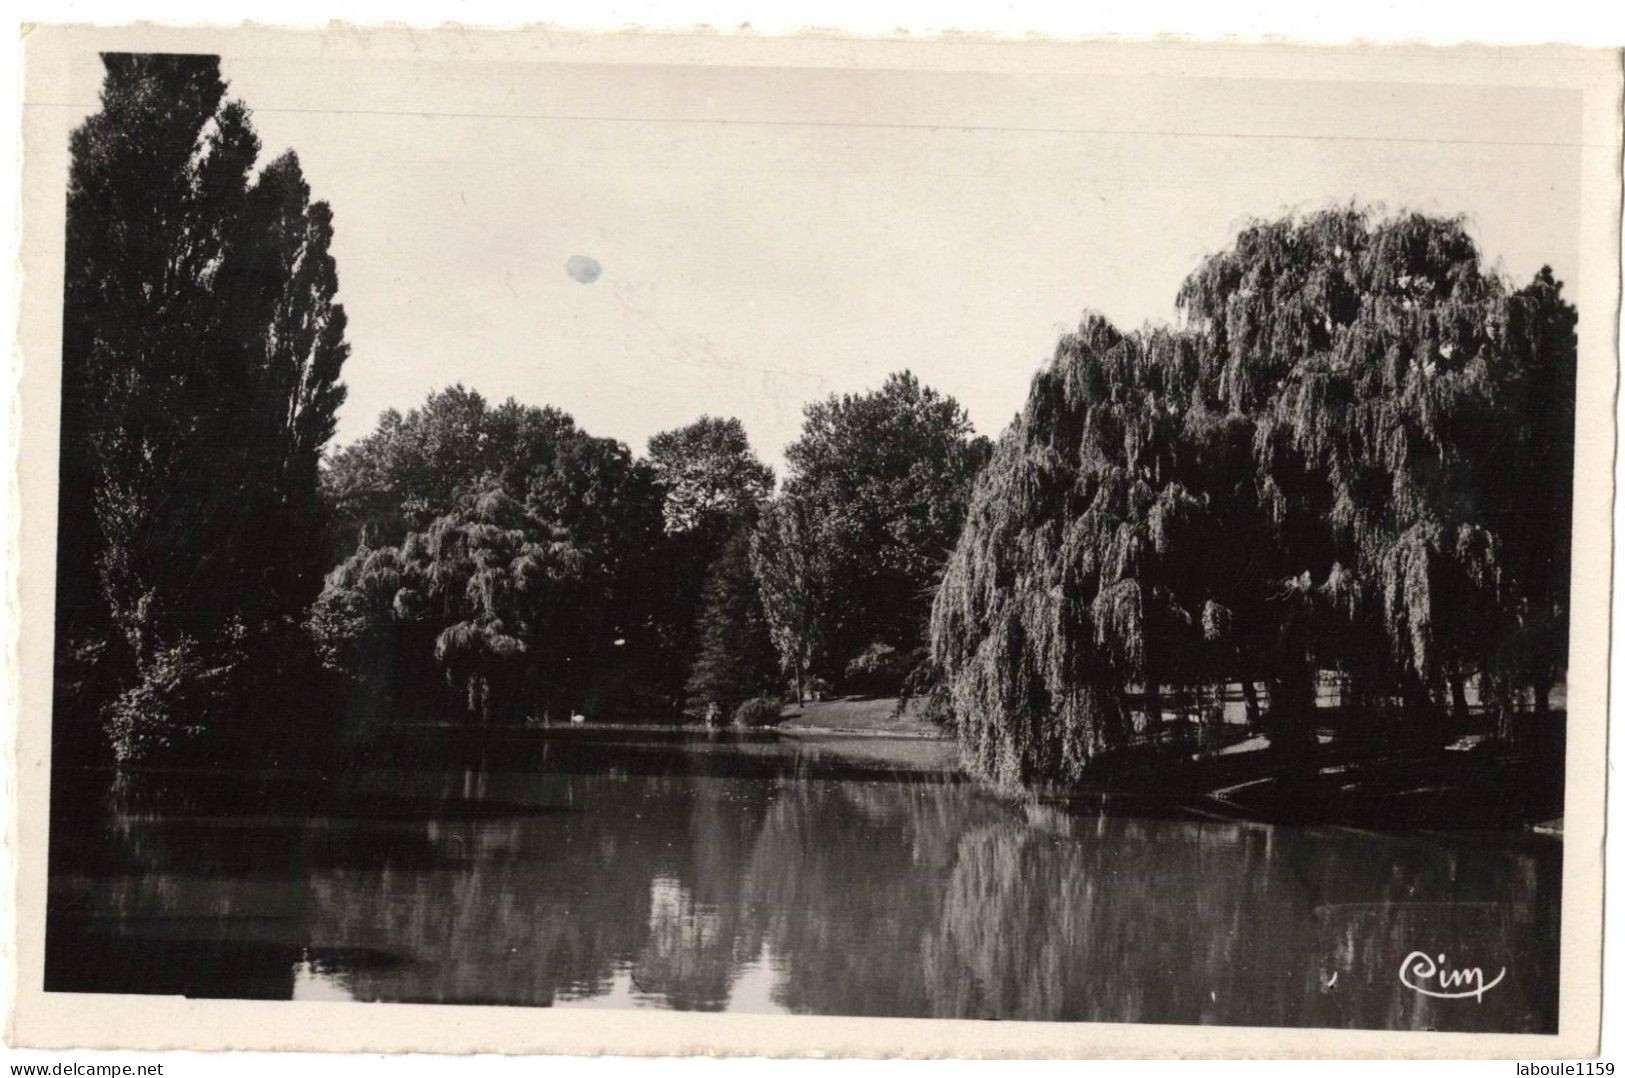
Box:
1398, 951, 1507, 1002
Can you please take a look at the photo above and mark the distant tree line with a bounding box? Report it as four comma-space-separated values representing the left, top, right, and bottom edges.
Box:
932, 209, 1576, 787
310, 377, 991, 732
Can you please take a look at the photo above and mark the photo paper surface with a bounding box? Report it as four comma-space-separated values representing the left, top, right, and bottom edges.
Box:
8, 25, 1620, 1058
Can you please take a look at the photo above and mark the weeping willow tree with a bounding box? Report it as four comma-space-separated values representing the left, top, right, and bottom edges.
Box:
403, 490, 589, 723
311, 396, 662, 726
931, 317, 1241, 785
933, 207, 1577, 786
311, 489, 591, 725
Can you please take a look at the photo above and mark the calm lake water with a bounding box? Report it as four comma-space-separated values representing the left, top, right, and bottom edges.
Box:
46, 729, 1559, 1032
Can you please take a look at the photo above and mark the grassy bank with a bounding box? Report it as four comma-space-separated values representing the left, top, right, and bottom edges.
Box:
776, 695, 942, 736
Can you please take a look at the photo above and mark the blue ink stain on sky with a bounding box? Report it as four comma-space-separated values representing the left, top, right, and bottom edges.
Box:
566, 255, 602, 284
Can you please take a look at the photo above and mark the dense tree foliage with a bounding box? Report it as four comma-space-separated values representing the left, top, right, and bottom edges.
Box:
642, 417, 776, 716
754, 372, 990, 696
647, 416, 775, 540
313, 390, 664, 724
55, 54, 349, 763
933, 209, 1577, 787
323, 386, 581, 551
682, 529, 780, 717
749, 494, 834, 704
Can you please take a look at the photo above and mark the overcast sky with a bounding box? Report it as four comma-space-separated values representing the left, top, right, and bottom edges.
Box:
55, 53, 1585, 474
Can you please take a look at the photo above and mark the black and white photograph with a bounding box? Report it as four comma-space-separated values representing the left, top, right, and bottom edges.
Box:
7, 24, 1619, 1059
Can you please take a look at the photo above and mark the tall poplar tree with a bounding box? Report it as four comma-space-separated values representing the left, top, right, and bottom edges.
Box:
55, 54, 349, 762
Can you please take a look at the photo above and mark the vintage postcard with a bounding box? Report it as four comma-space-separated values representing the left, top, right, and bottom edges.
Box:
7, 24, 1621, 1058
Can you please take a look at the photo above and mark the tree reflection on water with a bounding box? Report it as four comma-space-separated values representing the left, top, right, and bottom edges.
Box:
45, 738, 1558, 1031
